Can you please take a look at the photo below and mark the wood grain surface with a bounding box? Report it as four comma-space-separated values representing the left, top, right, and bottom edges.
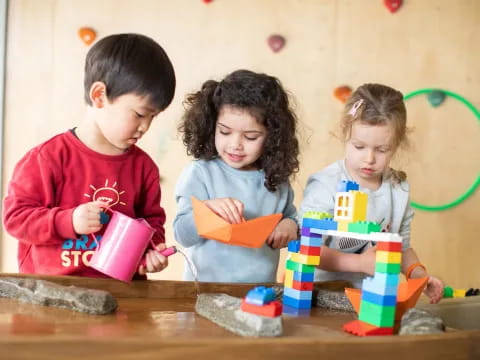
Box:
0, 274, 478, 360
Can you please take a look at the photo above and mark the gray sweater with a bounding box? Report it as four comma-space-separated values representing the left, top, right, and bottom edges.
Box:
174, 158, 297, 282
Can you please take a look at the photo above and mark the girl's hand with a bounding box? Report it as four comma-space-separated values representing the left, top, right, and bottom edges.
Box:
423, 275, 444, 304
138, 243, 169, 275
203, 198, 244, 224
266, 218, 298, 249
358, 245, 377, 275
72, 201, 108, 235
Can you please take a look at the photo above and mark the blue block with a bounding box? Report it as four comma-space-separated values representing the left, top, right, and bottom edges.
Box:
287, 240, 301, 253
302, 217, 336, 230
245, 286, 276, 305
337, 180, 359, 192
300, 236, 323, 247
293, 271, 314, 282
361, 290, 398, 306
282, 295, 312, 309
283, 287, 313, 300
282, 305, 311, 317
362, 276, 399, 296
369, 272, 400, 286
315, 218, 338, 230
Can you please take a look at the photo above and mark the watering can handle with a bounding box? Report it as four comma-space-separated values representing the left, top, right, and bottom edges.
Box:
89, 205, 114, 250
139, 244, 177, 268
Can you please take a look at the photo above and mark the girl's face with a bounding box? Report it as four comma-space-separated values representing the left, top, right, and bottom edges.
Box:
344, 121, 396, 190
215, 105, 267, 170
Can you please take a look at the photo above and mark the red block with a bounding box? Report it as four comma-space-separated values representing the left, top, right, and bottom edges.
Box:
343, 320, 394, 336
240, 299, 282, 317
292, 280, 313, 291
300, 245, 321, 256
377, 241, 402, 252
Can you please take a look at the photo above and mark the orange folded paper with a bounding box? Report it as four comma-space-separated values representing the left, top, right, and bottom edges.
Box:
191, 196, 282, 248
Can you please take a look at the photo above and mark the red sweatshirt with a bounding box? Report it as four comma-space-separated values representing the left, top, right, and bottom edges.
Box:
3, 130, 166, 277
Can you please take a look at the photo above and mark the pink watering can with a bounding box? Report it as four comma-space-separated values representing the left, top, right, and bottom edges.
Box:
89, 210, 176, 282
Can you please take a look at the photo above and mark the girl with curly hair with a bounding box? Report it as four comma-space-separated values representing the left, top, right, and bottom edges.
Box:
174, 69, 300, 282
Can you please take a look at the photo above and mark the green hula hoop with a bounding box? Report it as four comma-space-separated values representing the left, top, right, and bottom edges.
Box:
404, 89, 480, 211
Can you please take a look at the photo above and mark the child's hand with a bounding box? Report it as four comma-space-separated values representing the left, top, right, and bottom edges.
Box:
358, 245, 377, 275
138, 243, 169, 275
203, 198, 244, 224
423, 275, 444, 304
266, 218, 298, 249
72, 201, 107, 235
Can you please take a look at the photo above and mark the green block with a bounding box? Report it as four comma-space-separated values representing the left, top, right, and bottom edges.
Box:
358, 300, 396, 327
348, 221, 381, 234
286, 259, 315, 273
303, 211, 332, 220
375, 262, 401, 274
443, 286, 454, 298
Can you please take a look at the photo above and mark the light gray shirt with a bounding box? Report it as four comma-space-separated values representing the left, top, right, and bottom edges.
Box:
300, 160, 413, 287
174, 158, 297, 283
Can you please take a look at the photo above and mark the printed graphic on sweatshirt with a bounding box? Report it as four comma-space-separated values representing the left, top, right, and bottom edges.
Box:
84, 179, 127, 207
61, 234, 100, 267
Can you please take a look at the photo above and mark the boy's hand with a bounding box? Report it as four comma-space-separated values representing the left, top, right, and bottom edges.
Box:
72, 201, 108, 235
423, 275, 444, 304
266, 218, 298, 249
138, 243, 169, 275
203, 198, 244, 224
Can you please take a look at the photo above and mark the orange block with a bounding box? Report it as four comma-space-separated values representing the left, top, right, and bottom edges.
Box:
191, 196, 282, 248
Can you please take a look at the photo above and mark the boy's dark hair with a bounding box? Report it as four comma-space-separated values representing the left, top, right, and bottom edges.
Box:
179, 69, 299, 192
84, 33, 175, 111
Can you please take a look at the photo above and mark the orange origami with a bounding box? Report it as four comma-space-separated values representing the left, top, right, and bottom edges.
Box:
191, 196, 282, 248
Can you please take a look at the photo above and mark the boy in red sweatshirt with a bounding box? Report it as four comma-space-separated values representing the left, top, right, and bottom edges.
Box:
3, 33, 175, 278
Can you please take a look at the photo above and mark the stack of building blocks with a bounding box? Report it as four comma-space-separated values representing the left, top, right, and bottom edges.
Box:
282, 212, 325, 315
343, 236, 402, 336
241, 286, 282, 317
302, 180, 409, 336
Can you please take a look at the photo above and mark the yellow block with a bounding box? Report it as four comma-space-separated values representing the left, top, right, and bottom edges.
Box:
350, 191, 368, 222
334, 191, 368, 223
284, 269, 294, 288
290, 252, 321, 266
337, 220, 350, 232
376, 250, 402, 264
453, 289, 467, 298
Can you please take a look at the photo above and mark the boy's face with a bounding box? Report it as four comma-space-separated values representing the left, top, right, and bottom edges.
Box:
214, 105, 267, 170
344, 121, 396, 189
96, 93, 161, 155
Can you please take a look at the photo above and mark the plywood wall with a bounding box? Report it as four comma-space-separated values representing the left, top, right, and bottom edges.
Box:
2, 0, 479, 288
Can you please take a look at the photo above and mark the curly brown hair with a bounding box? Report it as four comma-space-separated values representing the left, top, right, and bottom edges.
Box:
178, 69, 299, 191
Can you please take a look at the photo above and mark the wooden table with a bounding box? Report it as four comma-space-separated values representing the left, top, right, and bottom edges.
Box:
0, 273, 478, 360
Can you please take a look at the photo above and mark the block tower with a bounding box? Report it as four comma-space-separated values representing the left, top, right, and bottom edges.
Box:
343, 234, 402, 336
297, 179, 405, 336
282, 212, 324, 315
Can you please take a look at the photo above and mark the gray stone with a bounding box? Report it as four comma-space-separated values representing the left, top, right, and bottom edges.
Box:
195, 293, 282, 337
399, 308, 445, 335
0, 277, 117, 315
313, 288, 354, 312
